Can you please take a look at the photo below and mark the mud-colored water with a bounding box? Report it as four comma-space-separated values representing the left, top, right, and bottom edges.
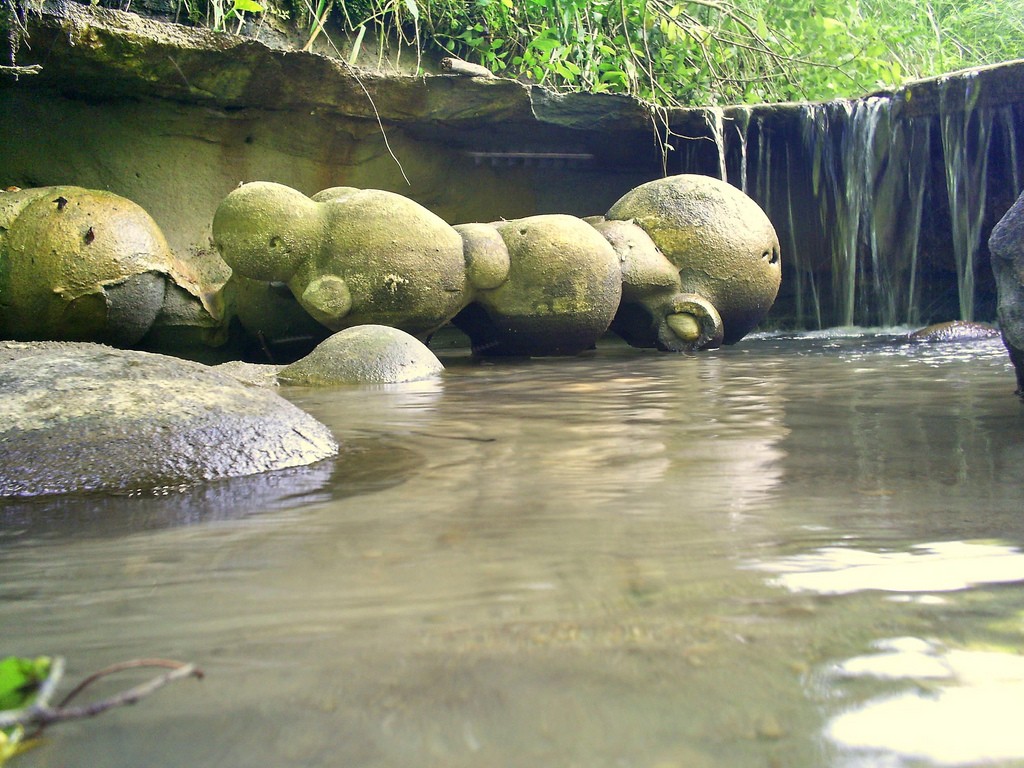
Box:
3, 330, 1024, 767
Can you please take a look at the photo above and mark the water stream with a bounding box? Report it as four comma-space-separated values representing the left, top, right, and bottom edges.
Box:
3, 331, 1024, 767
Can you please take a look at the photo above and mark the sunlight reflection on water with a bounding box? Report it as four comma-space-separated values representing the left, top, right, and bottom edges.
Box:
825, 638, 1024, 766
757, 540, 1024, 766
757, 540, 1024, 594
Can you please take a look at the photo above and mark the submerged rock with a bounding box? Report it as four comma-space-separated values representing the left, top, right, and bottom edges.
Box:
907, 320, 1001, 343
0, 342, 338, 497
990, 190, 1024, 396
279, 324, 444, 385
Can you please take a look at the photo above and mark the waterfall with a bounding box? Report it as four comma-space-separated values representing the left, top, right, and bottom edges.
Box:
733, 106, 751, 195
673, 65, 1023, 330
940, 72, 992, 322
997, 104, 1022, 211
800, 98, 904, 327
706, 107, 728, 182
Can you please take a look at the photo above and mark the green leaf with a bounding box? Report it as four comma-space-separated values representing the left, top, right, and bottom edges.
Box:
402, 0, 419, 22
0, 657, 51, 712
756, 12, 769, 39
530, 37, 560, 52
348, 24, 366, 66
232, 0, 263, 12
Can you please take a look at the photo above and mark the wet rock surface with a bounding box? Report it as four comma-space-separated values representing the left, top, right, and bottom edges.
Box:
279, 325, 444, 385
990, 189, 1024, 395
605, 174, 782, 347
907, 320, 1001, 343
0, 342, 338, 496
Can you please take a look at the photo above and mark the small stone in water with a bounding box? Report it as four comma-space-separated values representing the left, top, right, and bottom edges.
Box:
755, 714, 786, 740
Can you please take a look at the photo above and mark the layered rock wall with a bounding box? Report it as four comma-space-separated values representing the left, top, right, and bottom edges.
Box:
3, 1, 1024, 330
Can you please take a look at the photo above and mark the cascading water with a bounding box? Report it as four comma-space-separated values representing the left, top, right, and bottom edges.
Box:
693, 71, 1023, 330
999, 105, 1022, 194
940, 72, 991, 323
732, 106, 751, 195
706, 106, 728, 183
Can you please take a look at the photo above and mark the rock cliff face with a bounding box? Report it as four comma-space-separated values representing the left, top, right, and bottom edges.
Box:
3, 1, 1024, 332
0, 0, 674, 261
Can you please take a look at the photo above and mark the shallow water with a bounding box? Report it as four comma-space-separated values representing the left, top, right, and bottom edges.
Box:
3, 330, 1024, 768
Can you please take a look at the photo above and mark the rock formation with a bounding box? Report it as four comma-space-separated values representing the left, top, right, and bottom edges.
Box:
989, 189, 1024, 396
214, 174, 781, 356
0, 341, 339, 497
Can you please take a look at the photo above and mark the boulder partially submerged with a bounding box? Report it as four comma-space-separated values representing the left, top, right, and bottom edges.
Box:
990, 190, 1024, 396
279, 325, 444, 385
0, 342, 338, 497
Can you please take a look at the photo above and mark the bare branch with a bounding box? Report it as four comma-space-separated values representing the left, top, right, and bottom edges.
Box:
0, 659, 203, 732
0, 63, 40, 75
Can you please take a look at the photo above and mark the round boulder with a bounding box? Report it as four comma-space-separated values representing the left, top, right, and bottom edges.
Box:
0, 186, 176, 346
0, 342, 338, 497
453, 214, 622, 356
278, 324, 444, 385
212, 182, 468, 337
606, 174, 781, 345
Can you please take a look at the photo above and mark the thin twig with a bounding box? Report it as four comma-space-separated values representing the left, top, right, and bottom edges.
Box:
0, 659, 203, 731
43, 664, 203, 724
55, 658, 200, 709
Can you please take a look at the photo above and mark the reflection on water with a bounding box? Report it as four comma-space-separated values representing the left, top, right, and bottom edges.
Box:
0, 440, 420, 541
2, 331, 1024, 767
757, 540, 1024, 594
824, 638, 1024, 766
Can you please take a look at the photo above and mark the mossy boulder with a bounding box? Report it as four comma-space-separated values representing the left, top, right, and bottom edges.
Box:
452, 215, 621, 355
586, 216, 722, 352
605, 174, 781, 347
0, 186, 176, 346
454, 222, 511, 290
212, 182, 468, 337
0, 341, 338, 497
279, 324, 444, 384
228, 274, 331, 360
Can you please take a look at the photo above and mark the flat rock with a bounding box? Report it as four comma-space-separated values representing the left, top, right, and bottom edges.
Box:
0, 341, 338, 496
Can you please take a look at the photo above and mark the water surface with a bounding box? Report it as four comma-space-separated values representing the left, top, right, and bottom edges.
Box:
3, 330, 1024, 767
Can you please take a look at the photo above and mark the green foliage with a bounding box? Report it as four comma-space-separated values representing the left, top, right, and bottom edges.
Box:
168, 0, 1022, 104
0, 657, 50, 713
379, 0, 1021, 104
177, 0, 265, 32
0, 657, 52, 768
